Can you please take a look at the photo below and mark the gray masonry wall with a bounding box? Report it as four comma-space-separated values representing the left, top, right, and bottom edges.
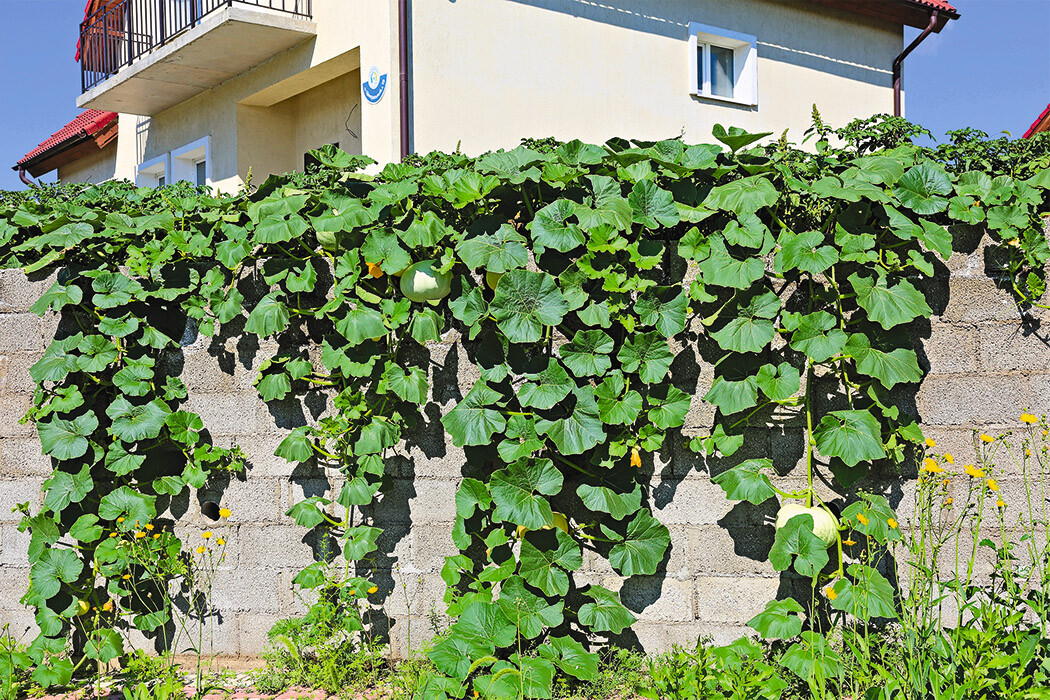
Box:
1, 231, 1049, 660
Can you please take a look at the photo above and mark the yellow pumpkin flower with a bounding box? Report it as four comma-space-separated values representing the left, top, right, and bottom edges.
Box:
924, 438, 936, 448
986, 478, 999, 492
964, 464, 985, 479
824, 586, 838, 601
122, 574, 131, 580
219, 508, 232, 519
922, 458, 943, 474
368, 586, 379, 594
366, 262, 384, 278
630, 447, 641, 468
843, 538, 856, 546
887, 518, 898, 529
1021, 413, 1038, 424
979, 434, 994, 443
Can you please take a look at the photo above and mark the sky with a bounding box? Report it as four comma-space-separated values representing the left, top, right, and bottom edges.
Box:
0, 0, 1047, 191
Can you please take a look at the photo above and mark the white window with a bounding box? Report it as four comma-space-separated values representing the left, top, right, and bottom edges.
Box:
688, 23, 758, 106
136, 153, 170, 188
171, 136, 210, 188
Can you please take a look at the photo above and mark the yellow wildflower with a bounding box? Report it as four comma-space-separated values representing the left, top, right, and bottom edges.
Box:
944, 497, 954, 506
216, 538, 226, 546
924, 438, 936, 448
122, 574, 131, 580
117, 517, 125, 524
366, 262, 384, 279
134, 531, 146, 539
1043, 430, 1048, 438
887, 518, 898, 529
102, 601, 113, 612
942, 478, 950, 486
474, 692, 480, 699
196, 546, 206, 554
964, 464, 985, 479
843, 538, 856, 546
202, 531, 212, 539
857, 513, 869, 526
997, 499, 1006, 509
144, 523, 154, 531
979, 434, 994, 444
986, 478, 999, 492
922, 458, 943, 474
108, 533, 117, 538
630, 447, 641, 468
368, 586, 379, 594
1021, 413, 1038, 424
349, 589, 356, 595
943, 453, 954, 465
824, 586, 838, 601
153, 534, 160, 540
219, 508, 232, 519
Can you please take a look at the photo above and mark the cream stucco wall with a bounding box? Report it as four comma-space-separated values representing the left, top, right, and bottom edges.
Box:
56, 144, 119, 185
408, 0, 902, 155
69, 0, 906, 188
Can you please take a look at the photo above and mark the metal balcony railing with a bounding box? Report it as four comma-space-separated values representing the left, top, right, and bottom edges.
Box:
79, 0, 312, 92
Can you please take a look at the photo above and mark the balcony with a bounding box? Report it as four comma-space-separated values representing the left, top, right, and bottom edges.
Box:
77, 0, 316, 115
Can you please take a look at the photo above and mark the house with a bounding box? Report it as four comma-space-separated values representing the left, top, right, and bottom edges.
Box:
14, 0, 958, 192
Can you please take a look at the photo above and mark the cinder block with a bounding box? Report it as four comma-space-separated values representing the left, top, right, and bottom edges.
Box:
924, 323, 980, 374
0, 269, 57, 313
650, 477, 733, 525
0, 524, 31, 567
210, 568, 283, 614
0, 437, 51, 477
690, 525, 778, 578
177, 349, 235, 393
181, 393, 263, 437
236, 612, 284, 656
410, 480, 459, 523
212, 478, 283, 525
937, 276, 1026, 324
916, 375, 1029, 426
411, 522, 457, 573
233, 525, 317, 569
0, 396, 36, 438
978, 323, 1050, 373
694, 575, 781, 625
0, 315, 44, 353
0, 478, 43, 520
619, 576, 694, 623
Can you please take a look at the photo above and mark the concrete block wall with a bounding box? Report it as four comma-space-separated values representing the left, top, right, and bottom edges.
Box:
1, 232, 1049, 660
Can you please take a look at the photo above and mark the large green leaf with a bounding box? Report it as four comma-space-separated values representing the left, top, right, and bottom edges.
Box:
530, 200, 585, 253
490, 458, 562, 529
578, 585, 635, 634
38, 413, 97, 461
245, 292, 290, 337
893, 162, 951, 215
441, 381, 507, 447
98, 485, 156, 525
576, 482, 643, 521
535, 386, 605, 455
781, 632, 841, 683
635, 286, 688, 338
362, 230, 412, 274
106, 397, 171, 442
646, 385, 690, 429
698, 237, 764, 289
844, 334, 922, 389
756, 362, 801, 401
830, 564, 898, 621
519, 530, 582, 596
517, 359, 574, 410
617, 332, 673, 383
490, 269, 569, 343
575, 175, 633, 231
30, 549, 82, 600
456, 224, 529, 272
539, 636, 599, 682
747, 598, 805, 640
335, 305, 387, 345
769, 516, 830, 577
814, 409, 886, 466
43, 465, 93, 512
711, 291, 779, 354
604, 509, 670, 576
785, 311, 847, 363
594, 373, 642, 425
705, 175, 778, 213
711, 459, 776, 505
776, 230, 838, 275
703, 374, 758, 415
849, 272, 931, 330
497, 576, 564, 639
560, 329, 614, 377
629, 180, 680, 228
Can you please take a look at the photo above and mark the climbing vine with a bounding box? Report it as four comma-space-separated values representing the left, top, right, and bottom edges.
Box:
1, 116, 1048, 696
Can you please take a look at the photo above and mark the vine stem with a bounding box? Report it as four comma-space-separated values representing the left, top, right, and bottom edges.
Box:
805, 357, 814, 509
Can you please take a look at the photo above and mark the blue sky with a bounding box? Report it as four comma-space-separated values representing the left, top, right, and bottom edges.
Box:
0, 0, 1047, 191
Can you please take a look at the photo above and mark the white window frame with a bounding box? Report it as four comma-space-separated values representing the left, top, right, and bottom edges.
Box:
171, 136, 211, 187
135, 152, 170, 187
688, 23, 758, 107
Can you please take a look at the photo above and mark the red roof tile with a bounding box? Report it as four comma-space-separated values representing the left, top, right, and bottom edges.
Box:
908, 0, 958, 13
17, 110, 118, 166
1024, 103, 1050, 139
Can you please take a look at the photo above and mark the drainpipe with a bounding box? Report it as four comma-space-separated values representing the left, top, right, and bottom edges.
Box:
892, 10, 939, 117
398, 0, 410, 159
17, 167, 36, 188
